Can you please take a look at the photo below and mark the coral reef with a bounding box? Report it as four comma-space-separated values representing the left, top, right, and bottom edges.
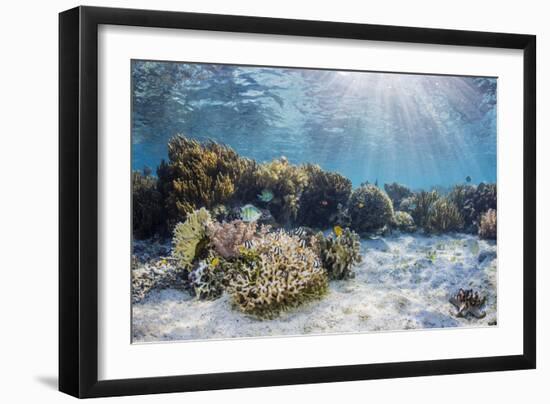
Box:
188, 257, 226, 300
226, 230, 328, 318
449, 288, 486, 319
171, 208, 212, 270
157, 135, 256, 230
297, 164, 352, 228
478, 209, 497, 240
448, 183, 497, 233
384, 182, 413, 208
207, 220, 257, 258
425, 197, 464, 234
392, 211, 416, 232
132, 169, 164, 239
410, 190, 440, 229
313, 227, 362, 280
253, 157, 309, 225
348, 184, 394, 234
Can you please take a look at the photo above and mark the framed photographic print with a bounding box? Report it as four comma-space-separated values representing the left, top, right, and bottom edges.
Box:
59, 6, 536, 398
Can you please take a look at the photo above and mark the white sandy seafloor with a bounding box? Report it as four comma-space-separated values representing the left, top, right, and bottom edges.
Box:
132, 233, 497, 342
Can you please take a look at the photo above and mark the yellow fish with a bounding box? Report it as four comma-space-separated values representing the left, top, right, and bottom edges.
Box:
160, 258, 167, 265
333, 225, 343, 237
211, 257, 220, 267
358, 203, 365, 208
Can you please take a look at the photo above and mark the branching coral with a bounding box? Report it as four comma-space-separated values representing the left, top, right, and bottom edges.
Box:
425, 198, 464, 234
253, 157, 309, 225
188, 257, 226, 300
478, 209, 497, 240
410, 190, 440, 229
297, 164, 352, 228
392, 211, 416, 232
384, 182, 413, 208
132, 169, 164, 239
171, 208, 212, 270
448, 183, 497, 233
226, 230, 328, 318
348, 184, 394, 234
206, 220, 257, 258
313, 228, 362, 280
157, 135, 256, 230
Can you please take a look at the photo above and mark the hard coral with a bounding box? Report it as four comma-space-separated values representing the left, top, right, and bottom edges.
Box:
297, 164, 352, 228
226, 230, 328, 318
207, 220, 257, 258
253, 157, 309, 225
410, 190, 440, 229
384, 182, 413, 208
478, 209, 497, 240
348, 184, 394, 234
132, 169, 164, 239
393, 211, 416, 232
171, 208, 212, 270
314, 228, 362, 280
425, 197, 464, 234
157, 135, 256, 230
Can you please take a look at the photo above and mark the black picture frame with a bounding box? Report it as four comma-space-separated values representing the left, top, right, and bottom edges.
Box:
59, 5, 536, 398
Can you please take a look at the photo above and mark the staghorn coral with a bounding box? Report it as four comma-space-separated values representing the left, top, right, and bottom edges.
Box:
171, 208, 212, 270
478, 209, 497, 240
206, 220, 257, 258
384, 182, 413, 208
313, 227, 362, 280
297, 164, 352, 228
348, 184, 394, 234
410, 190, 440, 229
226, 230, 328, 318
157, 135, 257, 230
253, 157, 309, 225
132, 169, 164, 239
392, 211, 416, 232
425, 197, 464, 234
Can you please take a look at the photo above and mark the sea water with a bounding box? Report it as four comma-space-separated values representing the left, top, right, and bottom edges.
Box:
131, 60, 496, 191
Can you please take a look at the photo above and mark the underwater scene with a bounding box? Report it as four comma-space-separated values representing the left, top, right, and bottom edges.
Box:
131, 60, 497, 342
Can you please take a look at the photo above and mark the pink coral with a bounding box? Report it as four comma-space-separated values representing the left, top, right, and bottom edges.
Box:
207, 220, 257, 258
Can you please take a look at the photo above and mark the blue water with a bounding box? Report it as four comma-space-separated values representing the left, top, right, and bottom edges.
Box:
132, 60, 496, 190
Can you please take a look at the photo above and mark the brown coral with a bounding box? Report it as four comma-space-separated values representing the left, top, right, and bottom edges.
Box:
478, 209, 497, 240
226, 230, 328, 318
207, 220, 257, 258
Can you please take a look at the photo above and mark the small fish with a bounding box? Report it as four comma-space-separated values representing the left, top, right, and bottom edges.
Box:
299, 238, 307, 248
313, 260, 321, 268
160, 258, 167, 265
320, 200, 328, 206
299, 254, 307, 262
358, 202, 365, 209
294, 227, 306, 237
257, 189, 274, 203
211, 257, 220, 267
244, 239, 255, 249
240, 204, 262, 222
273, 246, 283, 255
465, 175, 472, 183
333, 225, 343, 237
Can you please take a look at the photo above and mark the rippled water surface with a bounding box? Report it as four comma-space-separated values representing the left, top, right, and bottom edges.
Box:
132, 60, 496, 189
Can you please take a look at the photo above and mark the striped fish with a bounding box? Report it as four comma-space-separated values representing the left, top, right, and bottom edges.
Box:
293, 227, 306, 237
243, 239, 255, 249
273, 246, 283, 255
299, 238, 307, 248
